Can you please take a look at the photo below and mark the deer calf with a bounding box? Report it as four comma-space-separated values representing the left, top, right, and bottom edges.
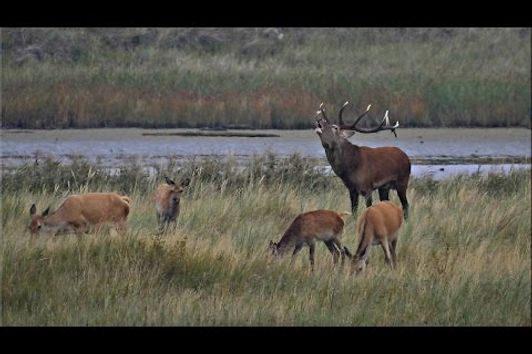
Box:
344, 201, 403, 274
154, 176, 190, 232
268, 209, 351, 272
29, 192, 131, 236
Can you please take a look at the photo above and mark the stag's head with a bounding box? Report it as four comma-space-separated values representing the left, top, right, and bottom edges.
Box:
314, 101, 399, 150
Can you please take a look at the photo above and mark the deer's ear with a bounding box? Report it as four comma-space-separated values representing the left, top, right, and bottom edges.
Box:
42, 206, 51, 217
341, 130, 355, 139
165, 176, 176, 185
30, 204, 37, 216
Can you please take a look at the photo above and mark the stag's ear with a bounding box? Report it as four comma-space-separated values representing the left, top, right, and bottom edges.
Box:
42, 206, 51, 217
341, 130, 355, 139
180, 177, 191, 187
30, 204, 37, 216
165, 176, 176, 185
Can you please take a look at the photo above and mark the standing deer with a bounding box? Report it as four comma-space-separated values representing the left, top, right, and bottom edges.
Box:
343, 201, 404, 274
268, 209, 351, 272
29, 192, 131, 236
314, 101, 411, 219
154, 176, 191, 232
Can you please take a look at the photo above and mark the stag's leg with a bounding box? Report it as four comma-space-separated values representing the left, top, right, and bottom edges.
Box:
381, 241, 394, 270
349, 189, 359, 215
396, 183, 409, 220
365, 194, 373, 208
324, 240, 340, 265
378, 187, 390, 201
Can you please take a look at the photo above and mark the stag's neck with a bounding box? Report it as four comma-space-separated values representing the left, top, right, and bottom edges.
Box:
325, 140, 360, 178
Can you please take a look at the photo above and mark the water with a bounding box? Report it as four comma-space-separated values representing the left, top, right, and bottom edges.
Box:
1, 128, 530, 179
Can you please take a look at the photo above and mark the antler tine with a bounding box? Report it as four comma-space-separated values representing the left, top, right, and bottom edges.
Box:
338, 101, 350, 126
318, 102, 329, 122
348, 104, 372, 129
351, 109, 400, 137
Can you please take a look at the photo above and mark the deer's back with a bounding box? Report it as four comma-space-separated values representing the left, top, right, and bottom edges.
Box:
58, 193, 130, 223
284, 210, 345, 242
359, 201, 403, 238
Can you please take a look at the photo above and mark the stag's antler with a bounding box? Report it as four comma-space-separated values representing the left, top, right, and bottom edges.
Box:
338, 102, 372, 130
317, 102, 329, 122
351, 110, 400, 137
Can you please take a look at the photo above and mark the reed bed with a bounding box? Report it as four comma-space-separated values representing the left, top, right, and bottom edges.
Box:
2, 28, 530, 129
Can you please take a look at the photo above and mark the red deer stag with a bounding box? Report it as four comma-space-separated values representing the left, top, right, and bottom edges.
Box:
314, 101, 411, 219
268, 209, 351, 272
29, 192, 131, 236
343, 201, 404, 274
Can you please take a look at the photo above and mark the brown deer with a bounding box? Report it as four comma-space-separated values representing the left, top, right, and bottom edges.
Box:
343, 201, 404, 274
315, 101, 411, 219
268, 209, 351, 272
154, 176, 191, 232
29, 192, 131, 236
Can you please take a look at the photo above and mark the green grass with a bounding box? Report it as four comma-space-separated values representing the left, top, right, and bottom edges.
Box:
1, 28, 530, 129
1, 158, 530, 325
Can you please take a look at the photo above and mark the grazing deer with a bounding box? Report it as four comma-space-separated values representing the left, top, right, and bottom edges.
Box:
343, 201, 404, 274
268, 209, 351, 272
154, 176, 190, 232
29, 192, 131, 236
315, 102, 411, 219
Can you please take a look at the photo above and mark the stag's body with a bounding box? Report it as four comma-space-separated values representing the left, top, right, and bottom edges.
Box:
269, 210, 350, 272
29, 192, 130, 236
154, 177, 190, 232
315, 102, 411, 219
344, 201, 403, 273
326, 140, 411, 217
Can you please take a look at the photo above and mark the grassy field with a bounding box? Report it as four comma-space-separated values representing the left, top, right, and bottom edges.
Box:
1, 157, 530, 325
2, 28, 530, 129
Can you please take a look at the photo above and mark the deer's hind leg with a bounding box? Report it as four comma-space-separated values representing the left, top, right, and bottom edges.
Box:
308, 240, 316, 272
380, 240, 394, 270
331, 238, 346, 266
389, 237, 398, 268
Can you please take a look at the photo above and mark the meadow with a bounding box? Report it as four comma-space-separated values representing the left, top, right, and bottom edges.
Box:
1, 156, 530, 325
2, 28, 531, 129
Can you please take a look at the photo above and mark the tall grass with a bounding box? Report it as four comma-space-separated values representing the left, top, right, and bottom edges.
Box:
1, 157, 530, 325
2, 28, 530, 129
